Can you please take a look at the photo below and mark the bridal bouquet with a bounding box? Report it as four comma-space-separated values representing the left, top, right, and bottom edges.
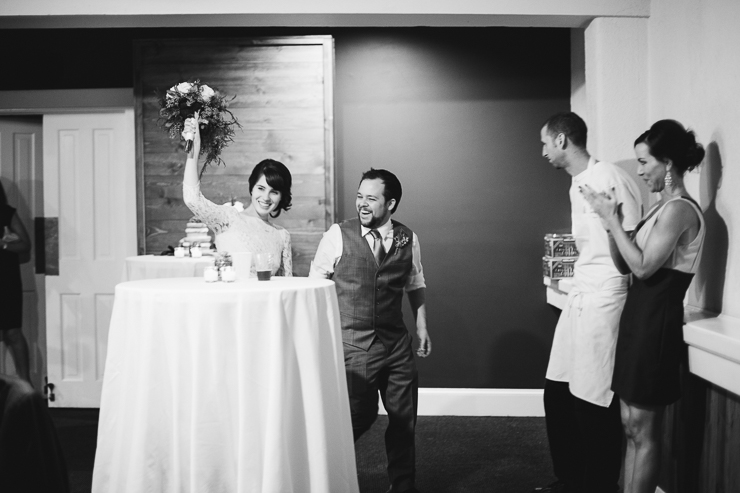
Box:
157, 80, 241, 173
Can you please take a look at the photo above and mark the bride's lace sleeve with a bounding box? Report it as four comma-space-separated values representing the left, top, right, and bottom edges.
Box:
281, 229, 293, 277
182, 182, 232, 234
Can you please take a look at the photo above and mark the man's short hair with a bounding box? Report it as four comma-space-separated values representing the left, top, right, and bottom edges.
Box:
360, 168, 402, 213
543, 112, 588, 149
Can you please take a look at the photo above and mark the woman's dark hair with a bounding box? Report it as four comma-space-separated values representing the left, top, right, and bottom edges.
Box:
635, 120, 705, 175
0, 181, 7, 206
633, 130, 650, 147
248, 159, 292, 218
360, 168, 403, 213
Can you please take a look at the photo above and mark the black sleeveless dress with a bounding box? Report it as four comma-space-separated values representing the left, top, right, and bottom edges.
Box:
611, 197, 704, 406
0, 204, 23, 331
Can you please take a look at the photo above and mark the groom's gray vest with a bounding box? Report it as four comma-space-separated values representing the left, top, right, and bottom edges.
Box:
334, 217, 414, 351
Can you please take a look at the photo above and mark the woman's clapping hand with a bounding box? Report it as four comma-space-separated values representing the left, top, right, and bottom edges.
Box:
580, 183, 623, 231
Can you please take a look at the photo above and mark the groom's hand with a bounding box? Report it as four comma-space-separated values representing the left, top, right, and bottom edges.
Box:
416, 327, 431, 358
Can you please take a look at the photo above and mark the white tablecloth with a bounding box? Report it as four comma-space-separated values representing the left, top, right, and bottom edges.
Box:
92, 277, 359, 493
122, 255, 215, 281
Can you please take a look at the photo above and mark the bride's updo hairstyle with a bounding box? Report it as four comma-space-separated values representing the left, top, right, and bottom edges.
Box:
248, 159, 293, 218
639, 119, 705, 176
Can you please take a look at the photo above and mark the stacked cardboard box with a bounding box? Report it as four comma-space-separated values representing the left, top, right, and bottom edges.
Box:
542, 234, 579, 280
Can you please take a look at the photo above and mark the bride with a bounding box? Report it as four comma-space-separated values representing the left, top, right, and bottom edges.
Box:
181, 116, 293, 276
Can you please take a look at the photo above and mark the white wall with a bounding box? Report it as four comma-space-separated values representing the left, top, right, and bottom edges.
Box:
572, 17, 650, 207
583, 18, 649, 164
648, 0, 740, 317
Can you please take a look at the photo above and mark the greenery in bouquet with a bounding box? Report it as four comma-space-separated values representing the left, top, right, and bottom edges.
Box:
157, 80, 241, 174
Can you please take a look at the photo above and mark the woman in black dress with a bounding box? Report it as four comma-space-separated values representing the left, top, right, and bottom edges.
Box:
0, 181, 32, 382
581, 120, 706, 493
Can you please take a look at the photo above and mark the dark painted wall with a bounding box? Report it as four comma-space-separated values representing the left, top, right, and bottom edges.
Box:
2, 27, 572, 388
333, 29, 571, 388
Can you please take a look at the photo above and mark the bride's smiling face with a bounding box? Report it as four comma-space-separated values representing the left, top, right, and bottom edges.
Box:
250, 175, 282, 219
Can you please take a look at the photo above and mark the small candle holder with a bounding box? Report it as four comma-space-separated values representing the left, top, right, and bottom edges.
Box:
204, 266, 219, 283
174, 246, 186, 258
190, 245, 202, 258
221, 266, 236, 282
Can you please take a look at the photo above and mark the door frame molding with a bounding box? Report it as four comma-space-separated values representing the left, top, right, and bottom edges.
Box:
0, 88, 134, 115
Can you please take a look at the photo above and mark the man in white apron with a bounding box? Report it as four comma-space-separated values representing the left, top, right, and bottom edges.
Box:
535, 112, 642, 493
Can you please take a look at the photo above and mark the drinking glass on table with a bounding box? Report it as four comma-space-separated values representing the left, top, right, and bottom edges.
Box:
231, 252, 253, 279
255, 252, 273, 281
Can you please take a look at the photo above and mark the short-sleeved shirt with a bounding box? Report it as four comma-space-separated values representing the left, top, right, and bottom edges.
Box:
569, 158, 642, 292
546, 157, 643, 407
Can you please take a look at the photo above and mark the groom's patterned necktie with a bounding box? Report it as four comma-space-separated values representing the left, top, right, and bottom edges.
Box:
370, 229, 386, 266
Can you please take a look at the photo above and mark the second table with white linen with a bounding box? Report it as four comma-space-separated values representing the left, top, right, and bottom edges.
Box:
122, 254, 216, 281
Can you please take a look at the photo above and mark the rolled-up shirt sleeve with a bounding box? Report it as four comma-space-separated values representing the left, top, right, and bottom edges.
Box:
309, 224, 342, 279
614, 178, 642, 231
405, 233, 426, 291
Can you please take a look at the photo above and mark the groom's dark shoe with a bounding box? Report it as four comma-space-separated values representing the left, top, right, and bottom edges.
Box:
532, 480, 569, 493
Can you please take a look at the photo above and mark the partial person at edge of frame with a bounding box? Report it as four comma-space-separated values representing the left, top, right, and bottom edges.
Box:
0, 181, 33, 383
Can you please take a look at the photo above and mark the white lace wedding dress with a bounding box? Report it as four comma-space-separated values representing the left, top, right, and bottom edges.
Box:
183, 183, 292, 276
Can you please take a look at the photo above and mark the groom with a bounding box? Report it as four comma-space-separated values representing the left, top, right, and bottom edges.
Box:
310, 168, 432, 493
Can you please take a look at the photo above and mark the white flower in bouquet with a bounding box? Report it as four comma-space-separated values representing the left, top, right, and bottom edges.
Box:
176, 82, 194, 94
200, 84, 216, 101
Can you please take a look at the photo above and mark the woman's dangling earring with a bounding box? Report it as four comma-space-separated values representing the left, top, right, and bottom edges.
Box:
664, 169, 673, 190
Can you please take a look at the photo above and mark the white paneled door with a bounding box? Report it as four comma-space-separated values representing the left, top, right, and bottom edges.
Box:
43, 112, 136, 407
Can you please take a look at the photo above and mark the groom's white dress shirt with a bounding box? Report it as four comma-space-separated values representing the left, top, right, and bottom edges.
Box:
309, 218, 426, 292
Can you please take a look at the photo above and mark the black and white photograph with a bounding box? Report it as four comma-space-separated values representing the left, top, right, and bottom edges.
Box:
0, 2, 736, 492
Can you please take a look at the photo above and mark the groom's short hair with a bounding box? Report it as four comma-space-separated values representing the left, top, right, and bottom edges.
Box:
360, 168, 402, 214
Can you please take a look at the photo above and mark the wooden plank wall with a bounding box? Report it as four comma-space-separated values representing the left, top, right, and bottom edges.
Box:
659, 369, 740, 493
134, 37, 334, 276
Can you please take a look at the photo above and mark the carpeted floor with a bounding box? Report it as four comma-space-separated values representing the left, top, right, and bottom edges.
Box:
49, 409, 554, 493
356, 416, 553, 492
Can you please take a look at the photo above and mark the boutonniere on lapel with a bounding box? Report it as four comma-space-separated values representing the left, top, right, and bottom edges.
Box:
393, 231, 410, 251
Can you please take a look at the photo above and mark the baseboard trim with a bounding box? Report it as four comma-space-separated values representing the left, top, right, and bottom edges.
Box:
378, 388, 545, 417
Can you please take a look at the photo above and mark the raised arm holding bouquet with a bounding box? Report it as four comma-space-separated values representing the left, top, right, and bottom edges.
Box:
181, 115, 294, 277
158, 80, 240, 177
